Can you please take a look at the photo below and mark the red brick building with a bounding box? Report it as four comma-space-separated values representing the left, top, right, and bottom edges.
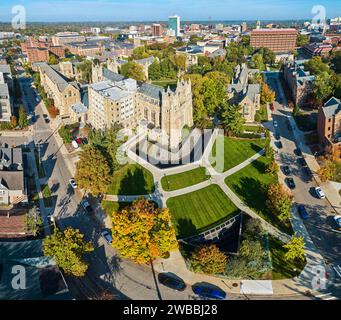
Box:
250, 28, 297, 53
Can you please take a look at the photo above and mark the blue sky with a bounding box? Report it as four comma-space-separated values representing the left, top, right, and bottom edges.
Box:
0, 0, 340, 22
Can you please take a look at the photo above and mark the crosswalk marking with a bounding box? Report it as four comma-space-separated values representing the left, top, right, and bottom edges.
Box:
315, 292, 338, 300
333, 266, 341, 278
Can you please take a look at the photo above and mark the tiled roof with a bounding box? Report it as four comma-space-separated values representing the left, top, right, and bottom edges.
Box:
103, 68, 125, 82
138, 83, 164, 101
322, 97, 341, 118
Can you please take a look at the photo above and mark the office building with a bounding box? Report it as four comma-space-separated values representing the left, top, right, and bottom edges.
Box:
169, 15, 181, 37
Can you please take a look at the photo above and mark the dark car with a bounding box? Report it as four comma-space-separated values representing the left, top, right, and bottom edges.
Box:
294, 148, 302, 156
286, 178, 296, 189
274, 133, 281, 140
158, 273, 186, 292
192, 284, 227, 300
44, 117, 50, 124
276, 141, 283, 149
282, 166, 292, 176
297, 157, 307, 167
298, 205, 309, 220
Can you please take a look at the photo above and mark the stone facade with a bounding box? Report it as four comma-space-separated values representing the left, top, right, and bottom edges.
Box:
89, 63, 193, 148
37, 62, 81, 119
283, 59, 315, 107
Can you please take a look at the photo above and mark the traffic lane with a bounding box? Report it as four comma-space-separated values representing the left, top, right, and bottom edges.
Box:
97, 237, 201, 301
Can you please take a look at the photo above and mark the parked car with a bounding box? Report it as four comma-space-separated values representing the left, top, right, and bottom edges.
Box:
333, 216, 341, 230
35, 96, 40, 103
282, 166, 292, 176
72, 140, 79, 149
101, 230, 113, 244
158, 273, 186, 291
294, 148, 302, 156
274, 132, 281, 140
270, 103, 274, 111
276, 141, 283, 149
298, 205, 309, 220
315, 187, 326, 199
75, 138, 82, 145
297, 157, 307, 167
69, 178, 78, 189
81, 199, 93, 214
192, 284, 227, 300
286, 178, 296, 190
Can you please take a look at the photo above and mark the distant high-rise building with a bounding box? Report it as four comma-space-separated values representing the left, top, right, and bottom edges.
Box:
215, 23, 224, 31
256, 20, 261, 30
241, 22, 247, 32
169, 15, 181, 37
152, 24, 163, 37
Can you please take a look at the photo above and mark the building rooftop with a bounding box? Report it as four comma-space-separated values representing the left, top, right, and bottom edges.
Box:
0, 83, 9, 96
0, 64, 11, 74
322, 97, 341, 118
251, 28, 297, 34
138, 83, 164, 101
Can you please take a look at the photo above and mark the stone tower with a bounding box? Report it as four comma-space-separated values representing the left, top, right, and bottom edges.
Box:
161, 78, 193, 148
107, 57, 119, 74
91, 62, 103, 84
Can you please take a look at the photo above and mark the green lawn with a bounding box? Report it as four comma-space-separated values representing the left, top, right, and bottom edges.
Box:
167, 185, 239, 238
210, 136, 268, 172
161, 167, 210, 191
269, 236, 306, 280
151, 79, 177, 89
225, 155, 293, 235
243, 125, 263, 133
101, 201, 132, 217
41, 184, 53, 207
106, 163, 155, 195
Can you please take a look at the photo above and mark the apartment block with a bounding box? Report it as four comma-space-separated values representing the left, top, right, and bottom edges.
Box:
250, 28, 297, 53
0, 64, 13, 122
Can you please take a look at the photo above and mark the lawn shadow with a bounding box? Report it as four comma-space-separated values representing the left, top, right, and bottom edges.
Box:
118, 168, 147, 195
176, 218, 197, 239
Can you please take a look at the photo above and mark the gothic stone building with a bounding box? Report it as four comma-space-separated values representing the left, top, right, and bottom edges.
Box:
90, 63, 193, 148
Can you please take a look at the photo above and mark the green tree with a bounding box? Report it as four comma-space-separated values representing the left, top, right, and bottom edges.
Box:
304, 57, 330, 76
297, 34, 310, 47
266, 160, 279, 176
331, 51, 341, 74
58, 125, 72, 143
25, 207, 43, 237
48, 54, 59, 65
317, 158, 336, 182
43, 227, 94, 277
131, 46, 150, 60
75, 145, 111, 195
283, 236, 305, 262
190, 244, 227, 275
120, 61, 146, 81
313, 72, 334, 102
250, 53, 265, 71
148, 60, 162, 80
18, 105, 28, 129
111, 199, 178, 264
220, 103, 245, 136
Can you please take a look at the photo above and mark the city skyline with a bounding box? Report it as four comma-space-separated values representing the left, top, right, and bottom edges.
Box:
0, 0, 340, 22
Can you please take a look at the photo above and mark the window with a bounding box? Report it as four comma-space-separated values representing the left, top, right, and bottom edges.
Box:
0, 190, 5, 195
144, 108, 149, 120
328, 127, 331, 131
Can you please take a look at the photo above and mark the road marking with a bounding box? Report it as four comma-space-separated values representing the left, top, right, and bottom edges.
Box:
315, 293, 332, 297
333, 266, 341, 278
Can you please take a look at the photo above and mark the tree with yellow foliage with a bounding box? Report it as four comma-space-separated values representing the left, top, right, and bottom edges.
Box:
111, 199, 178, 264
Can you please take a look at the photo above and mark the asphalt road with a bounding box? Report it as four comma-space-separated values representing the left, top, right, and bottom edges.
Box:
265, 73, 341, 297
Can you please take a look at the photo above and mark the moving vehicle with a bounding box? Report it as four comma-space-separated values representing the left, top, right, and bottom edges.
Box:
282, 166, 292, 176
273, 121, 278, 128
192, 284, 227, 300
334, 216, 341, 230
101, 230, 113, 244
35, 96, 40, 103
69, 178, 78, 189
286, 178, 296, 190
298, 205, 309, 220
158, 273, 186, 291
315, 187, 326, 199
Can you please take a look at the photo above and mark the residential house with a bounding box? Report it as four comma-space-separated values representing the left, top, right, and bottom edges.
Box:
0, 147, 27, 206
227, 64, 261, 122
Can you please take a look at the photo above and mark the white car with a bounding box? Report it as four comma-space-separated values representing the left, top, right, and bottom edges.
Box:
71, 140, 79, 149
315, 187, 326, 199
334, 216, 341, 230
273, 121, 278, 128
69, 178, 78, 189
101, 230, 113, 244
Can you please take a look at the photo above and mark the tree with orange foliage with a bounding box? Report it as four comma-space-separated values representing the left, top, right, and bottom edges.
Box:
111, 199, 178, 264
190, 244, 227, 274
